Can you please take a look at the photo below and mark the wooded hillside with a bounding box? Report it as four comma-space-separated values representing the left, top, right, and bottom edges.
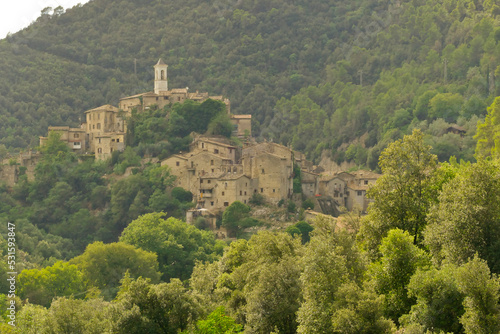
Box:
1, 0, 499, 167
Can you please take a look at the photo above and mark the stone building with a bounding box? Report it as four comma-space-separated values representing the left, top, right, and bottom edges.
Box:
230, 114, 252, 137
39, 126, 87, 152
119, 59, 231, 114
41, 59, 250, 161
318, 170, 380, 213
161, 137, 308, 212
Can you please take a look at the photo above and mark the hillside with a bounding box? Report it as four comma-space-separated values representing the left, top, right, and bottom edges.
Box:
0, 0, 499, 166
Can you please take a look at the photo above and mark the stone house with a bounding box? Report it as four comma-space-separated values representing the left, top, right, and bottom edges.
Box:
318, 170, 380, 213
39, 126, 87, 152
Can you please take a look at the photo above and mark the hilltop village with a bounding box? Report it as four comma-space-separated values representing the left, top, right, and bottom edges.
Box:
16, 59, 379, 217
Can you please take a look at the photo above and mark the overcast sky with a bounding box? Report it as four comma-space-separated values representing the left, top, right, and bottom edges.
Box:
0, 0, 91, 39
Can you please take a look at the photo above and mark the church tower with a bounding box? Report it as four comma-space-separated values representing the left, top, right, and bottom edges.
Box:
154, 59, 168, 94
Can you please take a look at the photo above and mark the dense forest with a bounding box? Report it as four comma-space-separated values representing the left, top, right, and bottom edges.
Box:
3, 0, 500, 332
1, 107, 500, 332
1, 0, 499, 166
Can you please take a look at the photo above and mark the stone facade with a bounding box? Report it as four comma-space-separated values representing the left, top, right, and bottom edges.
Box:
319, 170, 380, 213
119, 59, 231, 114
41, 59, 250, 161
162, 137, 306, 212
39, 126, 87, 152
0, 151, 40, 187
230, 115, 252, 137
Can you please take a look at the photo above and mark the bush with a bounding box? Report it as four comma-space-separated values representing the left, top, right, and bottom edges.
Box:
302, 199, 315, 210
287, 201, 296, 213
249, 193, 265, 206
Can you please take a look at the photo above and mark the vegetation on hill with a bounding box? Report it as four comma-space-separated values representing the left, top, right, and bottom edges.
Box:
0, 124, 499, 332
1, 0, 498, 167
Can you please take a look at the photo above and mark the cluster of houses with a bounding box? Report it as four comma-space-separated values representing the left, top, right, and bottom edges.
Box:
162, 135, 380, 215
36, 59, 380, 217
40, 59, 251, 161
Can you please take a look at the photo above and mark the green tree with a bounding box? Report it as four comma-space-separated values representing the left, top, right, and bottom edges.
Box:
401, 264, 464, 333
195, 306, 242, 333
475, 96, 500, 159
120, 213, 225, 281
424, 159, 500, 272
369, 229, 431, 324
70, 242, 161, 299
221, 201, 251, 235
18, 261, 87, 307
331, 282, 395, 333
113, 277, 201, 334
44, 297, 114, 334
297, 217, 364, 333
359, 129, 438, 255
457, 256, 500, 334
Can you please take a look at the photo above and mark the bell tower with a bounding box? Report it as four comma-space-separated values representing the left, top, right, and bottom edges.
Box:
154, 58, 168, 94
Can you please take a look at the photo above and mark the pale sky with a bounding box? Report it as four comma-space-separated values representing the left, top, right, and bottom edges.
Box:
0, 0, 91, 39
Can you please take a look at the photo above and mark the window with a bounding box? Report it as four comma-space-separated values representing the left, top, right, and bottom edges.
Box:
73, 142, 80, 146
211, 160, 214, 165
117, 138, 120, 143
262, 168, 265, 174
176, 161, 180, 166
200, 180, 203, 183
273, 189, 275, 193
97, 148, 102, 153
98, 114, 100, 120
357, 191, 363, 196
202, 143, 205, 148
224, 202, 229, 207
244, 191, 247, 195
88, 115, 91, 121
93, 125, 95, 129
97, 123, 101, 130
211, 201, 214, 206
112, 139, 115, 142
214, 149, 219, 154
207, 180, 211, 184
364, 180, 369, 185
222, 192, 225, 196
244, 200, 247, 204
260, 188, 263, 193
211, 169, 214, 173
240, 191, 242, 195
73, 133, 79, 138
98, 138, 101, 144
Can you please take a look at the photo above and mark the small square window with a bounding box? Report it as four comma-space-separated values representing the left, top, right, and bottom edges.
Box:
222, 192, 225, 196
208, 180, 211, 184
224, 202, 229, 207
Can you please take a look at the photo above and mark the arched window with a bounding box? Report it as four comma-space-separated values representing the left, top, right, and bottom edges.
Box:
161, 70, 165, 80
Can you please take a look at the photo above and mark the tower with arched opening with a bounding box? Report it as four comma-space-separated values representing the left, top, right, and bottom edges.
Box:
154, 58, 168, 94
